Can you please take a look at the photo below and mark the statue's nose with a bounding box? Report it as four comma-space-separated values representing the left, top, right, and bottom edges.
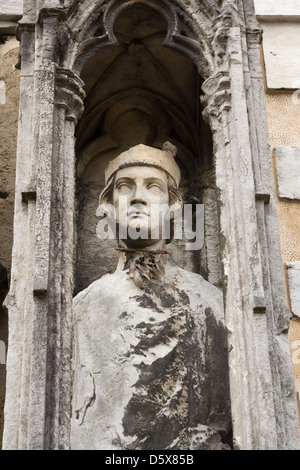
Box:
130, 184, 147, 205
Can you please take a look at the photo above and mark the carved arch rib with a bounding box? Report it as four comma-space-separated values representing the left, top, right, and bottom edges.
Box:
64, 0, 218, 77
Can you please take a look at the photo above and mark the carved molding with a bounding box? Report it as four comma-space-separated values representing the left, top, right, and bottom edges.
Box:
55, 67, 85, 122
201, 72, 232, 125
71, 0, 208, 74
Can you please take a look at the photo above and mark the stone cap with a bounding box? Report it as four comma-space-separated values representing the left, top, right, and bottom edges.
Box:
105, 142, 181, 187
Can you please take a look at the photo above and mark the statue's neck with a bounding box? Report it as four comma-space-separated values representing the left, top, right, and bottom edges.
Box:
116, 240, 167, 271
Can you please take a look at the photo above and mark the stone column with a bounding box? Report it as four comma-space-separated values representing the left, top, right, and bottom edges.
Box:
3, 5, 84, 450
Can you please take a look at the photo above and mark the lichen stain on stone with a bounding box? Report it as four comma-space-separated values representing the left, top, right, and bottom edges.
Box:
118, 311, 128, 319
121, 302, 202, 449
134, 319, 179, 355
133, 292, 164, 313
134, 281, 191, 315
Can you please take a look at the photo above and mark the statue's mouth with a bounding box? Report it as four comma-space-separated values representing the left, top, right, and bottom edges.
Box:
128, 208, 149, 218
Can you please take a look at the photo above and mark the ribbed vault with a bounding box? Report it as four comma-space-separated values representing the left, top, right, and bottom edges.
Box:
61, 0, 231, 78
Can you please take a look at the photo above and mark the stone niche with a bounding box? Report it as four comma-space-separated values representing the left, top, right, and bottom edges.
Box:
74, 4, 220, 295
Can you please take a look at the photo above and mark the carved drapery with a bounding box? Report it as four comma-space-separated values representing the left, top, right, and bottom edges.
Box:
3, 0, 300, 450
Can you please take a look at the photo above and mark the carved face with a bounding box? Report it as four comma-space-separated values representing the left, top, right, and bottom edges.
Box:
113, 165, 170, 248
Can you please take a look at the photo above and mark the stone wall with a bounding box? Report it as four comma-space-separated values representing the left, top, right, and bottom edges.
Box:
264, 92, 300, 425
0, 38, 19, 270
253, 0, 300, 430
0, 37, 20, 449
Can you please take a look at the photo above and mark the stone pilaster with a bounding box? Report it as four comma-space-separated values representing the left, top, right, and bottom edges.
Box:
3, 5, 84, 450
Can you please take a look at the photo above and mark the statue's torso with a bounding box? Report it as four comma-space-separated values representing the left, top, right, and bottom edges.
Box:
70, 265, 231, 450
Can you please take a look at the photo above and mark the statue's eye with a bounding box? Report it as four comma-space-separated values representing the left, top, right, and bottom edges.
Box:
147, 183, 163, 192
116, 182, 132, 191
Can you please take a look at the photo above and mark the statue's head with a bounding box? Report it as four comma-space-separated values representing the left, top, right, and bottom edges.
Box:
99, 142, 182, 248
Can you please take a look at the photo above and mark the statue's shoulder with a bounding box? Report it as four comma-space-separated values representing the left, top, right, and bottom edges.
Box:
72, 270, 138, 321
166, 264, 223, 295
72, 273, 116, 310
166, 265, 224, 320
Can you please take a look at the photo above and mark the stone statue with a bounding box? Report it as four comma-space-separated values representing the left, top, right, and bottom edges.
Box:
70, 143, 231, 450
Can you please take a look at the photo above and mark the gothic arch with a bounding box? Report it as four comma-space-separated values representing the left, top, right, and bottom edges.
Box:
64, 0, 216, 76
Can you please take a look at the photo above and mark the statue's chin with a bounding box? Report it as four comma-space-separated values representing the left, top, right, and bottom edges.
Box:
117, 221, 166, 249
121, 239, 165, 250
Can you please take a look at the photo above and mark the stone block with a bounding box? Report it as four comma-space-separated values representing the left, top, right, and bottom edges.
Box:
0, 0, 23, 33
0, 0, 23, 19
274, 147, 300, 200
254, 0, 300, 17
286, 262, 300, 318
259, 20, 300, 90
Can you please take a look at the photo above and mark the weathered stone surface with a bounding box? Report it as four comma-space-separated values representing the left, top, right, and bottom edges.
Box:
254, 0, 300, 90
0, 0, 23, 18
274, 147, 300, 200
287, 262, 300, 319
0, 0, 23, 32
71, 264, 231, 450
0, 363, 5, 450
259, 20, 300, 90
254, 0, 300, 16
0, 290, 8, 450
0, 39, 20, 449
200, 184, 222, 288
0, 39, 19, 275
